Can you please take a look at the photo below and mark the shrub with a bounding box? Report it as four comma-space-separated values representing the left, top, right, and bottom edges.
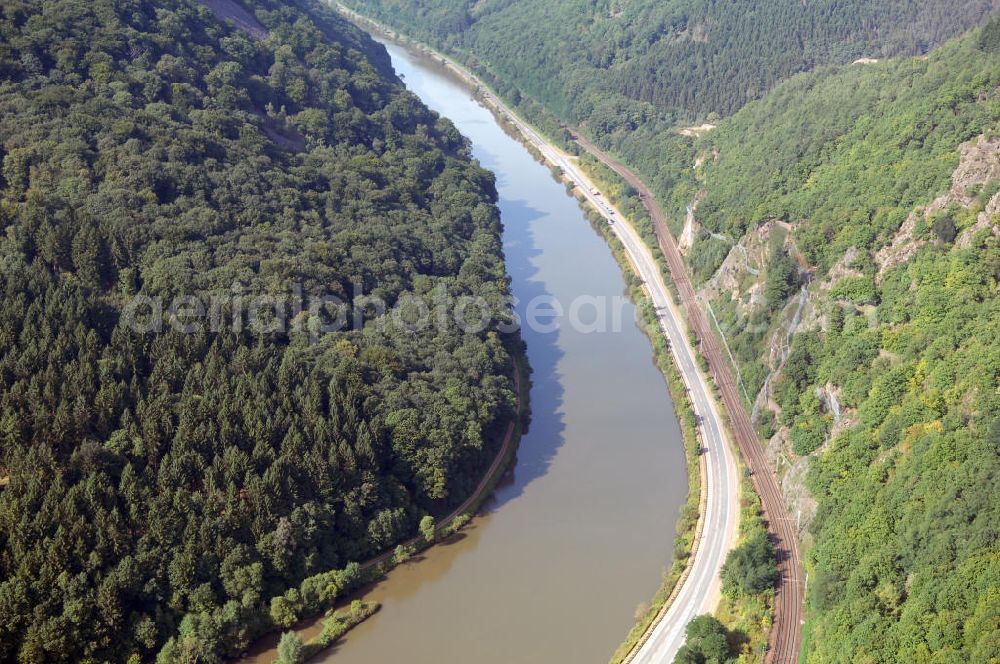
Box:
721, 529, 779, 597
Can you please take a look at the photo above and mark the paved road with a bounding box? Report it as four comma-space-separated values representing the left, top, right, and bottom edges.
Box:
603, 190, 740, 663
540, 140, 740, 664
574, 134, 805, 664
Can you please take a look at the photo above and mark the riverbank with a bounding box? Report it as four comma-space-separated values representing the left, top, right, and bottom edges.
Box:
570, 125, 797, 663
574, 125, 772, 664
239, 349, 530, 662
320, 32, 691, 662
333, 5, 739, 661
361, 352, 530, 569
582, 203, 708, 663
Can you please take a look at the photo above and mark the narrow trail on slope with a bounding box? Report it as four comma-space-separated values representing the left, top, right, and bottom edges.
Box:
198, 0, 270, 39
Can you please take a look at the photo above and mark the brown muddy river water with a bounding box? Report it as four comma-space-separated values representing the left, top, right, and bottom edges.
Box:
247, 35, 687, 664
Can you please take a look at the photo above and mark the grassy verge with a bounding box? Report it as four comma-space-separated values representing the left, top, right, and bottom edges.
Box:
714, 478, 775, 662
573, 159, 684, 307
798, 614, 816, 664
300, 600, 381, 659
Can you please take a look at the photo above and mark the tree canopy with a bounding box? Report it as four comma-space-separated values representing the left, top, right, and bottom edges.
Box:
689, 24, 1000, 662
344, 0, 998, 225
0, 0, 518, 661
673, 615, 730, 664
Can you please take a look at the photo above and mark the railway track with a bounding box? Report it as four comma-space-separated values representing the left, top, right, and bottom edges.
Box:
334, 7, 804, 653
573, 133, 804, 663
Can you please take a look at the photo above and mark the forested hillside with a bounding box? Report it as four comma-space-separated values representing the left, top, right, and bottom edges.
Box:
344, 0, 1000, 255
345, 0, 997, 121
0, 0, 517, 661
343, 0, 998, 167
689, 30, 1000, 397
687, 28, 1000, 662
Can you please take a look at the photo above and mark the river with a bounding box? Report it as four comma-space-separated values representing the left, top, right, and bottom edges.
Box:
249, 35, 688, 664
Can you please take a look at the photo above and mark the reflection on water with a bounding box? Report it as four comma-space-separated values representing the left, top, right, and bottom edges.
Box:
245, 35, 688, 664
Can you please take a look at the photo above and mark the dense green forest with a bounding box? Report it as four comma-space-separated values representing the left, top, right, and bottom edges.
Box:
549, 20, 1000, 664
344, 0, 997, 121
341, 3, 1000, 662
343, 0, 998, 214
689, 32, 1000, 401
692, 28, 1000, 663
0, 0, 518, 661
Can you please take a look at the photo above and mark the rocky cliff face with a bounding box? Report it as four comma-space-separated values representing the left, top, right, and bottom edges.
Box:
693, 134, 1000, 542
878, 134, 1000, 274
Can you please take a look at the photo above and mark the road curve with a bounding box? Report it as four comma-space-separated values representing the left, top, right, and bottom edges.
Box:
533, 130, 741, 664
574, 134, 805, 664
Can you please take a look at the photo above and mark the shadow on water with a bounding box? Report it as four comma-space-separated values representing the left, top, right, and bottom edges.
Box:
487, 196, 568, 512
454, 134, 570, 511
239, 187, 570, 664
310, 201, 575, 657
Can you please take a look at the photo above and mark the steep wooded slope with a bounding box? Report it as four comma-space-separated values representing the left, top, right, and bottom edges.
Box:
690, 29, 1000, 662
0, 1, 515, 661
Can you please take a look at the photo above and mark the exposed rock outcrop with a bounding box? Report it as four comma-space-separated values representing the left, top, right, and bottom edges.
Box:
877, 134, 1000, 276
678, 193, 704, 255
